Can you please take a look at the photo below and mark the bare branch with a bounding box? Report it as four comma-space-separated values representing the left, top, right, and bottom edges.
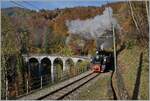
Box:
128, 1, 141, 34
145, 1, 149, 25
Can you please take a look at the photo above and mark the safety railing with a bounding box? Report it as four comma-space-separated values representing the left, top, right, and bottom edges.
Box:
5, 65, 90, 100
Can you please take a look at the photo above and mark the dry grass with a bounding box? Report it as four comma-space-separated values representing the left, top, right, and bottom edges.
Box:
118, 45, 149, 99
77, 73, 113, 100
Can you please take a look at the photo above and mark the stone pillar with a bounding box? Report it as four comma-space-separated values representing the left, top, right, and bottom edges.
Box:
38, 61, 41, 78
51, 61, 54, 83
73, 59, 78, 67
73, 58, 79, 75
63, 59, 66, 71
26, 79, 29, 94
27, 60, 31, 92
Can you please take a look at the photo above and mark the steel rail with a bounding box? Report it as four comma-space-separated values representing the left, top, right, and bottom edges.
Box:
38, 72, 99, 100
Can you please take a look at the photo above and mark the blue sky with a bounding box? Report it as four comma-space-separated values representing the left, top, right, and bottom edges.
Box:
1, 0, 121, 11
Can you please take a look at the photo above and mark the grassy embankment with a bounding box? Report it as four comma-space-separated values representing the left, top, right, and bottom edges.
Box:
77, 73, 113, 100
117, 44, 149, 99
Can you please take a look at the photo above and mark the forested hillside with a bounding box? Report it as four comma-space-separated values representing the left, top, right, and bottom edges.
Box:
1, 1, 148, 55
1, 1, 149, 99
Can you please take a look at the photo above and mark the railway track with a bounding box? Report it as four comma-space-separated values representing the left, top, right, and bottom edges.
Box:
38, 72, 99, 100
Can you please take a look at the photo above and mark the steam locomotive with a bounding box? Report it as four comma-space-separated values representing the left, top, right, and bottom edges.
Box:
90, 49, 114, 73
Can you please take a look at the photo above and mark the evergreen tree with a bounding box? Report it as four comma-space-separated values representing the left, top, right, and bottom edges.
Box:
43, 28, 51, 53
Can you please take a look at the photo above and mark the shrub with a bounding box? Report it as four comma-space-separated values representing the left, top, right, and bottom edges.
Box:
125, 40, 136, 49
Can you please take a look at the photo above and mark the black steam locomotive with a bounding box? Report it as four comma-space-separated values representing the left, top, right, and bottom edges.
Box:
91, 49, 114, 73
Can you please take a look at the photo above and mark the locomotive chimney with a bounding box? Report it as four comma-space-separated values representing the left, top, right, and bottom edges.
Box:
101, 44, 104, 50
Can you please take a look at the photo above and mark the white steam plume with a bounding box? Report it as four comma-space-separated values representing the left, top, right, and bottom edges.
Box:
66, 7, 119, 40
66, 7, 120, 49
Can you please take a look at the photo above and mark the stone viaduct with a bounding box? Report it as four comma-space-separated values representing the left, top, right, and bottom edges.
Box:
22, 54, 91, 82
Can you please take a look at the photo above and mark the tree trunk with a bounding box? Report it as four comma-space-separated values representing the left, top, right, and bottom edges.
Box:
128, 1, 148, 47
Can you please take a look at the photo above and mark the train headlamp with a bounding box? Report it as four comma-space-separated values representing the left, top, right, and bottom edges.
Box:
90, 58, 93, 62
96, 55, 99, 59
104, 58, 106, 62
